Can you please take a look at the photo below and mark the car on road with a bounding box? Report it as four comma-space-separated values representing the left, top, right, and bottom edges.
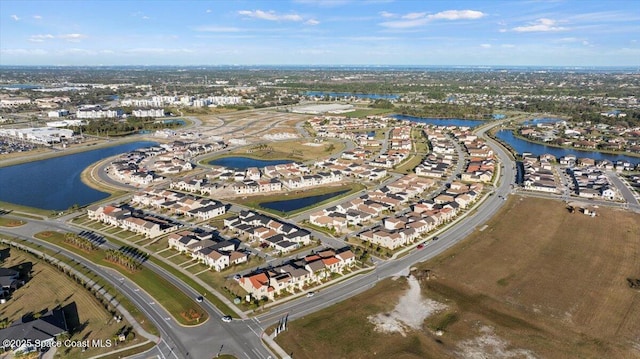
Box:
432, 236, 439, 241
416, 243, 425, 250
306, 292, 315, 297
221, 315, 232, 323
196, 296, 204, 303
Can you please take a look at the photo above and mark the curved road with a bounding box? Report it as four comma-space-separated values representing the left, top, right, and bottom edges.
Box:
1, 119, 515, 359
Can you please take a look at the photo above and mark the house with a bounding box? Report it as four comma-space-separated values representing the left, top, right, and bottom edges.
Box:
239, 272, 274, 300
0, 308, 68, 354
0, 268, 19, 292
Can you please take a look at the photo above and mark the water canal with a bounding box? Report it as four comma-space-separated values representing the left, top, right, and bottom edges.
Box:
495, 130, 639, 165
260, 189, 350, 214
393, 114, 485, 128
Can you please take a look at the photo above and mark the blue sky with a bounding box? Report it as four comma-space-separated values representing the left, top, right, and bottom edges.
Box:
1, 0, 638, 66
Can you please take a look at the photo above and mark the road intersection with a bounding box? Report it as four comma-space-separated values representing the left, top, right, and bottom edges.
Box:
0, 119, 524, 359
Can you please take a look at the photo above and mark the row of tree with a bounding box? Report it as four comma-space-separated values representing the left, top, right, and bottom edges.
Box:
64, 232, 97, 252
104, 249, 144, 271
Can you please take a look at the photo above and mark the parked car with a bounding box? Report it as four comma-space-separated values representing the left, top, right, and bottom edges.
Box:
306, 292, 315, 298
221, 315, 232, 323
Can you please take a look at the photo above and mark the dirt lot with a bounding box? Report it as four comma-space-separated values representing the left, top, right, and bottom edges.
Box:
276, 196, 640, 358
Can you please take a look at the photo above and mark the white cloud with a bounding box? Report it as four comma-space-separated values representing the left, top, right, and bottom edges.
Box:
193, 26, 241, 32
293, 0, 349, 6
1, 48, 48, 56
380, 9, 486, 29
29, 34, 55, 42
512, 18, 567, 32
29, 33, 88, 43
33, 15, 42, 20
379, 11, 395, 18
501, 44, 516, 48
238, 10, 303, 22
142, 16, 150, 20
402, 12, 426, 20
480, 44, 492, 48
429, 10, 485, 21
11, 15, 20, 21
58, 33, 88, 42
305, 19, 320, 25
206, 9, 212, 13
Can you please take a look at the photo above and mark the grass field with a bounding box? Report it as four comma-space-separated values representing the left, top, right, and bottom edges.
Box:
394, 128, 429, 174
0, 246, 146, 358
342, 108, 395, 118
276, 196, 640, 359
33, 231, 208, 326
0, 217, 25, 227
204, 139, 345, 163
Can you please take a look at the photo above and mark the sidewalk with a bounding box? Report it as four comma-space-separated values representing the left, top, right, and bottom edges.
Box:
0, 239, 159, 345
262, 332, 291, 359
69, 221, 247, 319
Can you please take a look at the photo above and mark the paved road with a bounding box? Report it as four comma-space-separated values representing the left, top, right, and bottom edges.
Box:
607, 170, 640, 211
1, 118, 520, 359
0, 218, 274, 359
253, 120, 516, 328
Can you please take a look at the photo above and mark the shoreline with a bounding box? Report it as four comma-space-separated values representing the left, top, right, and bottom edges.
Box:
501, 128, 640, 160
0, 134, 162, 168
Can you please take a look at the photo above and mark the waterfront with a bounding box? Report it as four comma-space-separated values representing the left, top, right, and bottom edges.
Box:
0, 141, 157, 210
260, 189, 349, 213
209, 156, 293, 169
304, 91, 399, 100
496, 130, 640, 164
393, 114, 485, 128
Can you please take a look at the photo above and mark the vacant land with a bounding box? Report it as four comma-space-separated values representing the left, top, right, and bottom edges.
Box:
0, 246, 144, 358
207, 139, 345, 162
276, 196, 640, 358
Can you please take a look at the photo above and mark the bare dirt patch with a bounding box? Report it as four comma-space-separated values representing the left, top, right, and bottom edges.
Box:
276, 196, 640, 359
368, 275, 446, 336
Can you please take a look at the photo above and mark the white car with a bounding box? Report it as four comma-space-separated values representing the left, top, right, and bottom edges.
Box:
306, 292, 315, 298
221, 315, 232, 323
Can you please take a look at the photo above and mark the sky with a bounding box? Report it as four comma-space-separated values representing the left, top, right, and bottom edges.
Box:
0, 0, 639, 67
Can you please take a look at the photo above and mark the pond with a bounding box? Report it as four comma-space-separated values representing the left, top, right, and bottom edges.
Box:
0, 141, 157, 210
495, 130, 640, 165
209, 157, 293, 170
260, 189, 350, 213
393, 114, 485, 128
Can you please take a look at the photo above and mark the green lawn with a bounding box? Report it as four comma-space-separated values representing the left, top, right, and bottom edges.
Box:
0, 235, 159, 337
33, 231, 208, 326
0, 217, 26, 227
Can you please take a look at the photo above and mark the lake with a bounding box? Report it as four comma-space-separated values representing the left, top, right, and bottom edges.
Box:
304, 91, 399, 100
0, 141, 157, 210
260, 189, 350, 213
495, 130, 640, 165
209, 157, 293, 170
393, 114, 485, 128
